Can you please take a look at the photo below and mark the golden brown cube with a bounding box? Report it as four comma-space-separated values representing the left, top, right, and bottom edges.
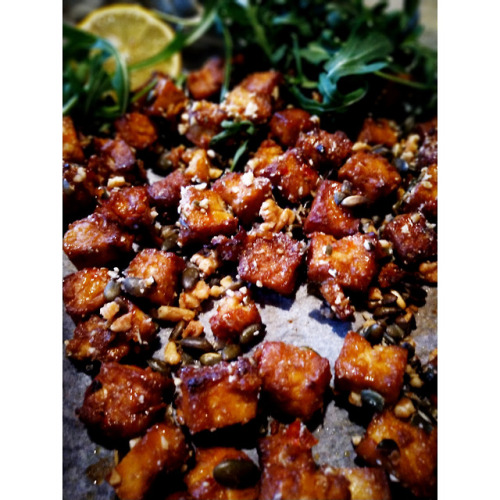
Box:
114, 112, 158, 150
222, 86, 273, 124
183, 100, 228, 149
144, 75, 188, 120
254, 341, 331, 421
357, 117, 399, 147
338, 468, 391, 500
93, 137, 137, 176
246, 139, 284, 177
415, 118, 437, 168
176, 358, 261, 434
147, 169, 191, 212
400, 164, 438, 220
187, 56, 225, 100
268, 108, 316, 148
334, 331, 408, 404
63, 116, 85, 163
239, 70, 283, 96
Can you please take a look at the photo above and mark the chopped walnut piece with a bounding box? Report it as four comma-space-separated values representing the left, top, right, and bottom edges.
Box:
182, 320, 204, 338
257, 198, 295, 234
164, 341, 182, 365
190, 250, 220, 277
157, 306, 196, 323
178, 280, 211, 310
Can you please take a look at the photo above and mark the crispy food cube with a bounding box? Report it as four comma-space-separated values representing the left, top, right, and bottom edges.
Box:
259, 148, 320, 203
307, 232, 378, 293
238, 232, 304, 295
114, 112, 158, 150
356, 410, 437, 498
268, 108, 316, 148
254, 341, 331, 421
382, 212, 437, 266
295, 128, 353, 170
258, 420, 351, 500
400, 164, 438, 220
239, 70, 283, 96
338, 151, 402, 204
319, 278, 355, 321
212, 171, 273, 226
183, 100, 228, 149
187, 56, 225, 100
209, 290, 262, 342
93, 137, 137, 176
337, 468, 391, 500
304, 180, 360, 238
222, 85, 273, 124
184, 148, 213, 184
78, 362, 172, 441
63, 213, 134, 269
147, 169, 191, 212
178, 186, 239, 246
184, 447, 259, 500
377, 262, 407, 289
63, 267, 111, 320
357, 117, 399, 147
334, 331, 408, 404
125, 249, 185, 306
415, 118, 437, 168
63, 116, 85, 163
176, 358, 261, 433
110, 422, 189, 500
63, 163, 100, 222
144, 74, 188, 120
246, 139, 284, 177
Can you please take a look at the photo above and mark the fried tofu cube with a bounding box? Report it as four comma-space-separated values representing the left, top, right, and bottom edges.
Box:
254, 341, 331, 421
144, 75, 188, 120
125, 249, 185, 306
176, 358, 261, 433
109, 422, 189, 500
78, 362, 172, 441
268, 108, 316, 148
182, 100, 228, 149
147, 169, 191, 212
400, 164, 438, 220
338, 468, 391, 500
382, 212, 437, 266
259, 148, 320, 203
238, 232, 304, 295
295, 128, 352, 170
93, 137, 137, 175
63, 163, 100, 222
239, 70, 283, 96
334, 331, 408, 404
63, 267, 111, 320
304, 180, 360, 238
178, 186, 239, 246
186, 56, 225, 100
355, 410, 437, 498
357, 117, 399, 147
338, 151, 401, 204
114, 112, 158, 150
184, 148, 213, 184
63, 116, 85, 163
212, 171, 273, 226
209, 290, 262, 342
63, 213, 134, 269
222, 86, 273, 124
415, 118, 437, 168
184, 447, 259, 500
245, 139, 284, 177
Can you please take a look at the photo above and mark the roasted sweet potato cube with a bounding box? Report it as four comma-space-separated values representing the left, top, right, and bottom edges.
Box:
182, 100, 228, 149
238, 232, 304, 295
239, 70, 283, 96
94, 137, 137, 175
212, 171, 272, 225
114, 112, 158, 150
222, 86, 273, 124
400, 164, 437, 220
63, 213, 134, 269
178, 186, 239, 246
209, 290, 262, 342
185, 447, 259, 500
176, 358, 261, 433
125, 249, 185, 306
356, 410, 437, 498
254, 341, 331, 421
338, 151, 401, 204
147, 169, 191, 212
109, 422, 189, 500
304, 180, 360, 238
187, 57, 225, 100
334, 331, 407, 404
145, 75, 188, 120
357, 117, 399, 147
268, 108, 316, 148
63, 116, 85, 163
63, 267, 111, 320
338, 468, 391, 500
295, 129, 352, 170
245, 139, 284, 177
382, 212, 437, 266
78, 362, 172, 441
184, 148, 212, 183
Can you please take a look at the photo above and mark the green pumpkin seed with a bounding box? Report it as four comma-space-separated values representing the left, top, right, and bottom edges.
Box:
182, 266, 200, 290
103, 279, 121, 301
221, 344, 242, 361
361, 389, 385, 412
147, 358, 171, 375
239, 323, 263, 346
121, 276, 155, 298
169, 321, 186, 341
200, 352, 222, 366
359, 322, 385, 343
213, 459, 260, 489
386, 323, 405, 340
179, 337, 214, 353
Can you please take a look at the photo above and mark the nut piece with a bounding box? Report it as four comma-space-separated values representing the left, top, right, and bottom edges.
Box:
164, 341, 182, 365
157, 306, 196, 322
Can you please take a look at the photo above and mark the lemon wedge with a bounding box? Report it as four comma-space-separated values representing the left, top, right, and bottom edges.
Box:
78, 3, 182, 90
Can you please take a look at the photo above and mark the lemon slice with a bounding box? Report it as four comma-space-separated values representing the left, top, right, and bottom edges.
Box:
78, 3, 182, 90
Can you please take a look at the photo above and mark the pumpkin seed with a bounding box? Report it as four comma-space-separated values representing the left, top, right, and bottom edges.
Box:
340, 195, 369, 208
121, 276, 155, 298
170, 320, 186, 341
359, 322, 385, 343
334, 191, 348, 205
361, 389, 385, 412
103, 279, 121, 301
182, 266, 200, 290
147, 358, 171, 375
200, 352, 222, 366
213, 459, 260, 489
239, 323, 263, 346
373, 305, 401, 318
179, 337, 214, 353
386, 323, 405, 341
161, 227, 179, 251
221, 344, 242, 361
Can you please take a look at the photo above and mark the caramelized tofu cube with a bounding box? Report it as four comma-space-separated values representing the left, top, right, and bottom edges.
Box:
114, 112, 158, 150
222, 85, 273, 124
185, 447, 259, 500
178, 186, 239, 246
338, 151, 401, 204
338, 468, 391, 500
319, 278, 355, 321
209, 290, 262, 342
63, 116, 85, 163
176, 358, 261, 433
63, 163, 100, 222
400, 164, 438, 220
356, 410, 437, 498
145, 75, 188, 120
110, 422, 189, 500
357, 117, 399, 147
304, 180, 360, 238
78, 362, 172, 441
295, 129, 353, 170
212, 171, 272, 225
334, 331, 407, 404
259, 148, 320, 203
183, 100, 228, 149
377, 262, 407, 289
125, 249, 185, 306
254, 341, 331, 421
238, 232, 304, 295
415, 118, 437, 168
187, 57, 225, 100
239, 70, 283, 96
94, 137, 137, 175
382, 212, 437, 266
63, 267, 111, 320
245, 139, 284, 177
63, 213, 134, 269
147, 169, 191, 212
268, 108, 316, 148
184, 148, 213, 184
